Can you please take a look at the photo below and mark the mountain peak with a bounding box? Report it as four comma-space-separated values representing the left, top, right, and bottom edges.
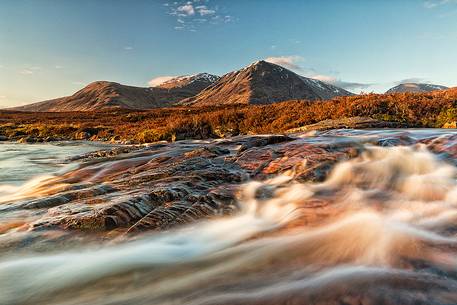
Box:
243, 60, 279, 71
182, 61, 353, 106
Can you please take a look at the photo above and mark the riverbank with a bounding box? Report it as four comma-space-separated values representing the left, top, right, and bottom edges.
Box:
2, 91, 457, 144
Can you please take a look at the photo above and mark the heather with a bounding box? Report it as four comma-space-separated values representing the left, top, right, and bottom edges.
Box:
1, 90, 456, 143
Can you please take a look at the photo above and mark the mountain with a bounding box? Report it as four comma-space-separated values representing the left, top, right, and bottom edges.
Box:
181, 60, 354, 106
12, 73, 219, 112
386, 83, 448, 94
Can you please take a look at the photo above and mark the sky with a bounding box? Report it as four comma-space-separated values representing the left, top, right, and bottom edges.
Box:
1, 0, 457, 107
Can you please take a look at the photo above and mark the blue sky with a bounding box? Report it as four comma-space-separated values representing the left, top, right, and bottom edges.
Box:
1, 0, 457, 107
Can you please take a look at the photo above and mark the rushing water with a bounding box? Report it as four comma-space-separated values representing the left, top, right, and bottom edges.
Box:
0, 142, 115, 206
0, 141, 113, 185
1, 130, 457, 305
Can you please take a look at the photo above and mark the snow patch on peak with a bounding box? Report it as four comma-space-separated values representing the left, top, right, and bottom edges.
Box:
156, 73, 219, 88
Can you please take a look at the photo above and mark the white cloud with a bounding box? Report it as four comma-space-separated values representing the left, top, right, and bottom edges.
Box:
177, 3, 195, 15
148, 76, 177, 87
265, 55, 304, 71
55, 65, 64, 69
167, 1, 234, 31
123, 46, 133, 50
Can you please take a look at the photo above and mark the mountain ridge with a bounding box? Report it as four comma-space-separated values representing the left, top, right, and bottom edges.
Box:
11, 61, 354, 112
386, 82, 448, 94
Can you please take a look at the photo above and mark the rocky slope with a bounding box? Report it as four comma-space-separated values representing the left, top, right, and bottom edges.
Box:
182, 61, 354, 106
386, 82, 448, 93
12, 73, 219, 112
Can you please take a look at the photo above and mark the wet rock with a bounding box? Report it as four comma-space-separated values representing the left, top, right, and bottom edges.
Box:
287, 116, 404, 132
3, 129, 457, 246
0, 135, 8, 141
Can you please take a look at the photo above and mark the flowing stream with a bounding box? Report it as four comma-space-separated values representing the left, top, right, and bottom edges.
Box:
0, 130, 457, 305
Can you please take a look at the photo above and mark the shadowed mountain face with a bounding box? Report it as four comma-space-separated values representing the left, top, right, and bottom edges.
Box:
12, 74, 219, 112
386, 83, 448, 94
182, 61, 354, 106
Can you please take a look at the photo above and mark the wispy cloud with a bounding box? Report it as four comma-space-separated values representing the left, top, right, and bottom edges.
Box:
265, 56, 305, 71
424, 0, 457, 8
311, 75, 372, 91
264, 55, 371, 92
196, 5, 215, 16
123, 46, 134, 50
20, 66, 41, 75
166, 1, 234, 31
20, 69, 34, 75
394, 77, 427, 85
148, 75, 177, 87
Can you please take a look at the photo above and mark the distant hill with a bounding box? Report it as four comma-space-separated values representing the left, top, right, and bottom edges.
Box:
386, 83, 448, 94
182, 60, 354, 106
11, 73, 219, 112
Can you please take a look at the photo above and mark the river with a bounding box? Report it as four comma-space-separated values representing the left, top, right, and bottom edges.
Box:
0, 129, 456, 305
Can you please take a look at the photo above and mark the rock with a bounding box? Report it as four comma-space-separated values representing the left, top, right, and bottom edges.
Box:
3, 130, 457, 250
74, 131, 91, 140
0, 135, 8, 141
44, 136, 58, 142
